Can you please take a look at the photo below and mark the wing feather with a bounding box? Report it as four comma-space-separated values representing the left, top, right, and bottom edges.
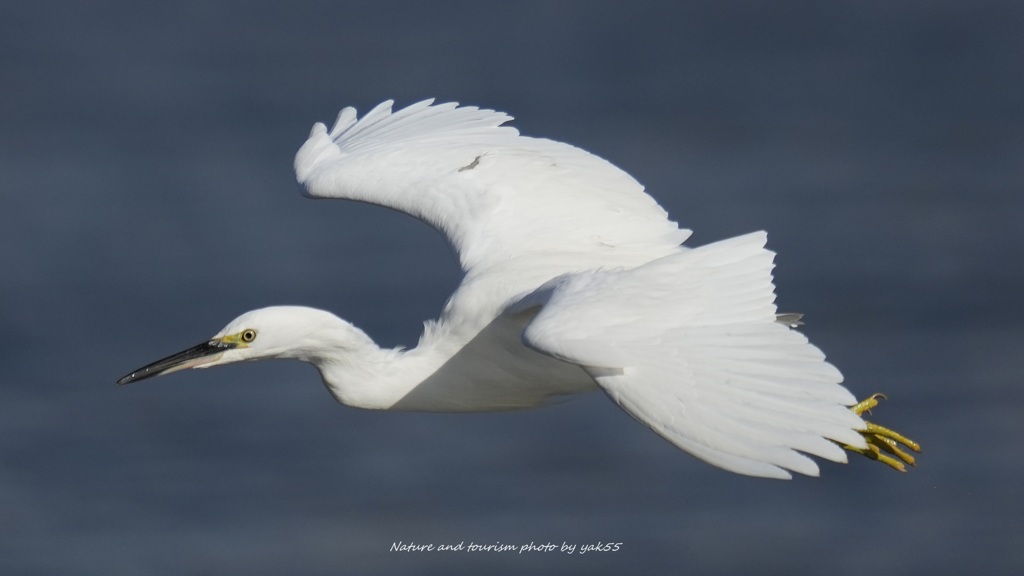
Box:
523, 232, 867, 478
295, 99, 690, 274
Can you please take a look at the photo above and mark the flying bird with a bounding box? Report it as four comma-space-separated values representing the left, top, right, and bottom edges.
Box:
118, 100, 919, 478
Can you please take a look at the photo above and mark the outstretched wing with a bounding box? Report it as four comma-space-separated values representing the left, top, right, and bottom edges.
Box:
295, 99, 690, 274
522, 232, 868, 479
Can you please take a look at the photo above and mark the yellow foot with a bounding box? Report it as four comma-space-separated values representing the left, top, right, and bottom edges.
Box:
843, 393, 922, 472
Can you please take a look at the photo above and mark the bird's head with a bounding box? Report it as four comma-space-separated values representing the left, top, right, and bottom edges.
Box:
116, 306, 371, 385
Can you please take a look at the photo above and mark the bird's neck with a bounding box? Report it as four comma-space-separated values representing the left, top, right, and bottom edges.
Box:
307, 325, 452, 411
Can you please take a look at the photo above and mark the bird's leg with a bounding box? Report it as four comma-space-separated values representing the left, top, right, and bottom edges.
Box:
842, 393, 921, 472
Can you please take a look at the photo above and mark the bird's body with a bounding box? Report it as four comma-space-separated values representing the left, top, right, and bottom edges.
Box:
119, 100, 920, 479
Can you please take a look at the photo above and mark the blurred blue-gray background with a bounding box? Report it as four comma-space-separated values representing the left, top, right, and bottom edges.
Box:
2, 1, 1021, 574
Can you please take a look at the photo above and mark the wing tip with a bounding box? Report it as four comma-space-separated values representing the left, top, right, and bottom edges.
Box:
328, 107, 359, 138
294, 98, 522, 189
312, 98, 516, 147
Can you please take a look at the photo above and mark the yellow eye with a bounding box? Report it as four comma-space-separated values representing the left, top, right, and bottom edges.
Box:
241, 329, 257, 343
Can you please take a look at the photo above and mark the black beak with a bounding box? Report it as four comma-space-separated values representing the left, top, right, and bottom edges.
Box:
117, 339, 235, 385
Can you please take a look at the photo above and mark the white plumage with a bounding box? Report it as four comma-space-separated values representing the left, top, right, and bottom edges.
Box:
119, 99, 871, 479
295, 99, 690, 273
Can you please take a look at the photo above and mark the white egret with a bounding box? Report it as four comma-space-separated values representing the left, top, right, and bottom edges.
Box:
118, 99, 919, 478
